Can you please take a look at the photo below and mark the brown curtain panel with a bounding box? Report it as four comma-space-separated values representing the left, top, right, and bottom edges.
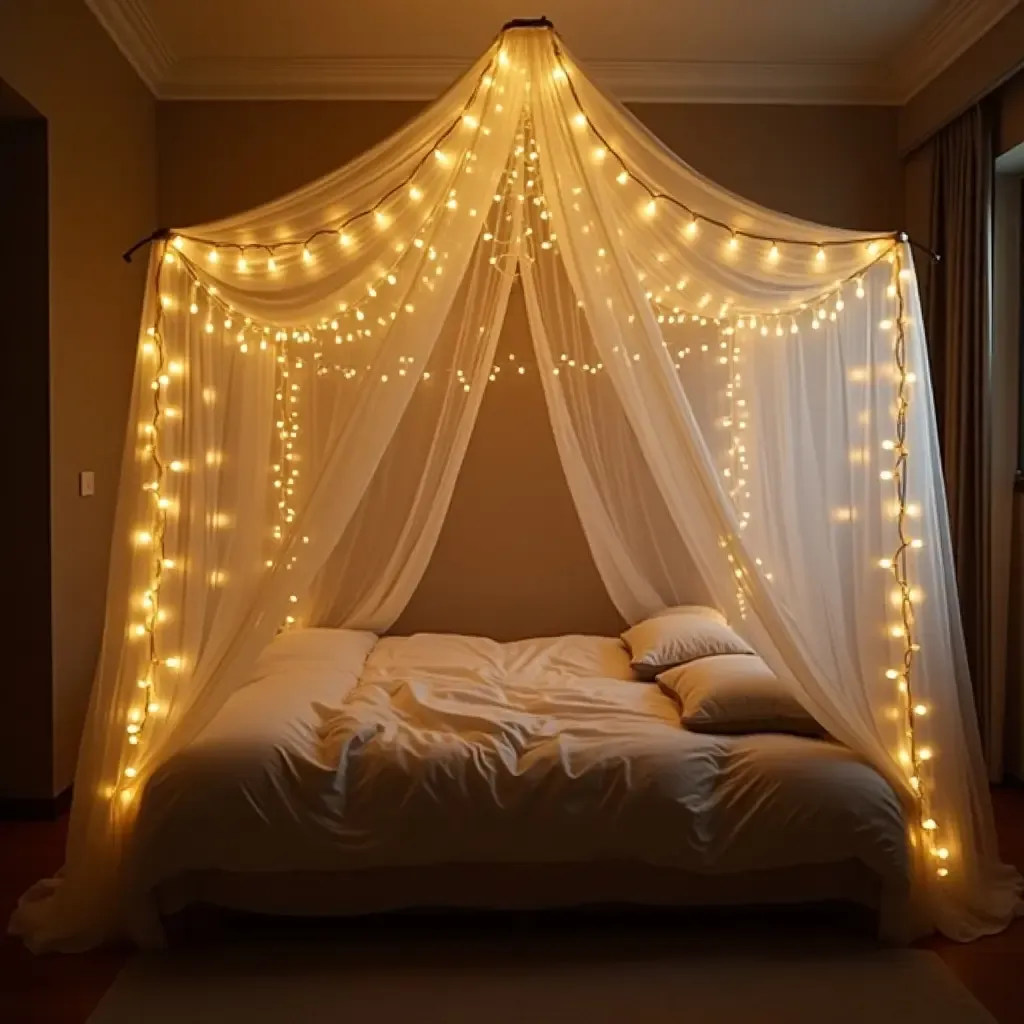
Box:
924, 104, 998, 775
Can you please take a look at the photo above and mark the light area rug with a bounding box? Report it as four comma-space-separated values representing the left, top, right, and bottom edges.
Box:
88, 933, 994, 1024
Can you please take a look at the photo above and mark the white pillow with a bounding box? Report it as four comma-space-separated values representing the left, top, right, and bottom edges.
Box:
622, 609, 751, 681
657, 654, 822, 736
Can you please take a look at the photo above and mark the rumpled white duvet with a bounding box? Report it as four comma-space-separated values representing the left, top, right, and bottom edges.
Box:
133, 628, 909, 908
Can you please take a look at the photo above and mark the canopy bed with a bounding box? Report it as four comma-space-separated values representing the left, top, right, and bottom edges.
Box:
10, 18, 1021, 951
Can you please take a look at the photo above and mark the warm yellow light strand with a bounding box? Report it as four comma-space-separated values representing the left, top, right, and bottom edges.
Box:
887, 247, 945, 877
121, 245, 179, 797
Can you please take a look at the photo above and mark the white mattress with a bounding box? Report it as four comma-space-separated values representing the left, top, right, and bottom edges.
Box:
133, 629, 910, 920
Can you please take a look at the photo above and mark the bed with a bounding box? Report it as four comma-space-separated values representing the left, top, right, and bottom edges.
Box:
131, 628, 912, 939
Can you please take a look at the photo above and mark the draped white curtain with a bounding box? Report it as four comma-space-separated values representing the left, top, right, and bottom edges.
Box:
11, 26, 1020, 951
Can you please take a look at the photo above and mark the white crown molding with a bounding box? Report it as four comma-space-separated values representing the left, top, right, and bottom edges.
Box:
160, 55, 889, 105
86, 0, 175, 91
893, 0, 1020, 103
86, 0, 1020, 106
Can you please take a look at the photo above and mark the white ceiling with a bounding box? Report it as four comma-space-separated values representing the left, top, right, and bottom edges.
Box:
88, 0, 1020, 104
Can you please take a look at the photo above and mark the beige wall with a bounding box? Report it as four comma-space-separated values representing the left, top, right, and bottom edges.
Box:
159, 100, 901, 640
0, 1, 156, 796
158, 101, 902, 232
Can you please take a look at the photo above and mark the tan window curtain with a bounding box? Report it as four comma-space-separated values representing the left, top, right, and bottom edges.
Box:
923, 104, 999, 776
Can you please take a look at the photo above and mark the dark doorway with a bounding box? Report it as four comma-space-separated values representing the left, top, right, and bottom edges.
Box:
0, 78, 54, 808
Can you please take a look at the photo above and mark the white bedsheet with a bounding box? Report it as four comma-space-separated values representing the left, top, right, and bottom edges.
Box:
133, 629, 909, 906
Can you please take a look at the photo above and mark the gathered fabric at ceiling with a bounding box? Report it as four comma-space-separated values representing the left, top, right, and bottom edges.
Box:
10, 24, 1021, 951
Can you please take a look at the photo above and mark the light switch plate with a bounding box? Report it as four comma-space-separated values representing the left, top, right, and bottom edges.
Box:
79, 471, 95, 497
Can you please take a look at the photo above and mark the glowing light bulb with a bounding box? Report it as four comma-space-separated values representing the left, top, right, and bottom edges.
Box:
937, 867, 949, 878
684, 218, 699, 240
937, 847, 949, 859
878, 558, 893, 569
207, 250, 219, 264
867, 242, 880, 256
237, 256, 248, 272
374, 211, 390, 229
910, 539, 924, 549
890, 625, 906, 638
885, 669, 900, 679
643, 200, 657, 218
409, 186, 423, 202
172, 236, 184, 251
919, 747, 933, 760
573, 113, 586, 127
124, 766, 138, 779
162, 558, 176, 569
302, 248, 313, 265
815, 246, 826, 264
593, 147, 606, 162
135, 530, 152, 546
727, 234, 739, 252
922, 818, 937, 830
879, 470, 894, 481
164, 656, 182, 670
768, 243, 780, 263
462, 114, 479, 128
434, 149, 450, 165
913, 703, 928, 716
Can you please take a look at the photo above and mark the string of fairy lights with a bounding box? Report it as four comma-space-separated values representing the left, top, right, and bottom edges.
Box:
886, 249, 947, 875
115, 28, 948, 884
118, 259, 179, 800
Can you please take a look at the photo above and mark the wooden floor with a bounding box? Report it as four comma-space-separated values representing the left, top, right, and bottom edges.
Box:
1, 788, 1022, 1023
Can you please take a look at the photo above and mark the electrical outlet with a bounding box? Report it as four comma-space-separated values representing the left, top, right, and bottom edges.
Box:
79, 471, 95, 497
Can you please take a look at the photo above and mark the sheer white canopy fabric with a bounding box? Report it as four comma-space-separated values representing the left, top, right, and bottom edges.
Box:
11, 24, 1020, 951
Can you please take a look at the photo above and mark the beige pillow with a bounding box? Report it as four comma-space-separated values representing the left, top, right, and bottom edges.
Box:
622, 610, 752, 681
657, 654, 822, 736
